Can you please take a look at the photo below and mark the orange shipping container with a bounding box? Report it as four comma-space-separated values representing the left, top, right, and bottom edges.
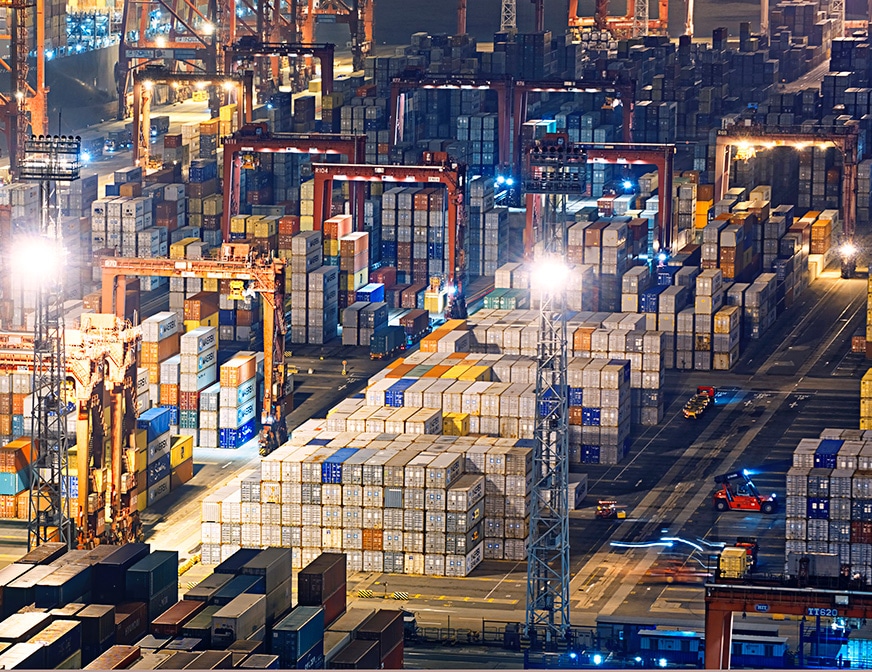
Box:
0, 392, 11, 415
220, 354, 257, 388
339, 232, 369, 257
422, 365, 452, 378
184, 292, 220, 321
278, 216, 301, 236
171, 458, 194, 490
159, 384, 179, 407
386, 364, 416, 378
323, 215, 354, 240
12, 394, 26, 416
362, 528, 383, 551
0, 438, 32, 472
0, 494, 16, 518
0, 415, 11, 436
140, 333, 181, 365
573, 327, 595, 352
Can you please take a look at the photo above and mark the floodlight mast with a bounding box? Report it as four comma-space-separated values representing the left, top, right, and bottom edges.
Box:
525, 193, 572, 647
20, 134, 82, 551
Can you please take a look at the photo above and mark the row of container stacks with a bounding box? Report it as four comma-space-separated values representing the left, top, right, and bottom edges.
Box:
360, 346, 633, 463
437, 312, 664, 430
201, 428, 535, 570
0, 541, 404, 670
785, 428, 872, 583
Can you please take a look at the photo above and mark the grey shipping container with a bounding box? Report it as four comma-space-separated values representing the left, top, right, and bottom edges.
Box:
94, 543, 151, 603
126, 551, 179, 601
184, 573, 234, 603
241, 548, 292, 594
211, 593, 266, 648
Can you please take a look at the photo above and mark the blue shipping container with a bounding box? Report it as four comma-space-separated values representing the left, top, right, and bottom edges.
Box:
219, 309, 237, 326
272, 606, 325, 667
814, 439, 843, 469
158, 405, 179, 427
640, 286, 667, 313
657, 266, 678, 286
137, 407, 172, 442
321, 448, 359, 484
582, 408, 601, 427
808, 498, 830, 519
385, 379, 416, 407
147, 453, 171, 488
569, 388, 584, 407
582, 446, 600, 464
356, 283, 385, 304
0, 469, 28, 496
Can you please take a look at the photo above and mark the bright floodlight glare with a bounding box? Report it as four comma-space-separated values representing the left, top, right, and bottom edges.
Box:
223, 80, 236, 91
12, 237, 64, 287
505, 177, 514, 187
155, 35, 167, 48
201, 21, 215, 35
531, 258, 570, 295
593, 654, 603, 665
496, 175, 506, 185
659, 658, 668, 668
623, 179, 633, 190
658, 252, 667, 263
841, 242, 858, 258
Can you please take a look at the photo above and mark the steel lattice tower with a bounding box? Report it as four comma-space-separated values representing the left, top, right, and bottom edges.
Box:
500, 0, 517, 33
21, 136, 81, 550
525, 194, 571, 646
633, 0, 650, 37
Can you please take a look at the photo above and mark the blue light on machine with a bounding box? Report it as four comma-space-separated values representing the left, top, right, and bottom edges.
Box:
76, 44, 83, 52
267, 103, 273, 109
657, 252, 667, 264
81, 151, 91, 163
592, 654, 603, 665
659, 659, 668, 668
634, 657, 643, 663
496, 175, 514, 187
623, 179, 633, 190
569, 652, 577, 660
45, 50, 54, 60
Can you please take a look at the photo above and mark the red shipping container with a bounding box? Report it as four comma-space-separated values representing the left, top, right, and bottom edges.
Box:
321, 587, 346, 629
156, 201, 178, 219
151, 600, 205, 637
362, 528, 382, 551
279, 216, 301, 236
371, 267, 397, 288
339, 232, 369, 257
184, 292, 220, 321
115, 602, 148, 644
236, 309, 254, 327
569, 407, 583, 426
179, 391, 200, 411
324, 215, 353, 240
163, 134, 182, 149
381, 641, 404, 670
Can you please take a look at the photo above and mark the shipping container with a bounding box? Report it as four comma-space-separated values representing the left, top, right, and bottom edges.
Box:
211, 593, 266, 648
151, 600, 206, 637
271, 606, 324, 668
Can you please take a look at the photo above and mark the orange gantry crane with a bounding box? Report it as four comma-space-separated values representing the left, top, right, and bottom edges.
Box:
100, 245, 292, 455
132, 67, 254, 169
568, 0, 667, 37
221, 124, 367, 241
713, 124, 861, 240
0, 0, 48, 175
310, 159, 469, 318
0, 315, 142, 548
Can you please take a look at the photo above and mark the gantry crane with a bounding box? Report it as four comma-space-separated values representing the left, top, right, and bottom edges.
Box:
100, 244, 292, 455
225, 37, 336, 97
310, 159, 469, 319
132, 66, 253, 169
221, 124, 367, 242
0, 318, 144, 548
301, 0, 372, 71
713, 124, 860, 240
568, 0, 667, 38
522, 137, 676, 255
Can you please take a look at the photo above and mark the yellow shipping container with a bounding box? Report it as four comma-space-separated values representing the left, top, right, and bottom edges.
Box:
185, 313, 219, 331
245, 215, 263, 236
718, 547, 748, 579
861, 398, 872, 418
254, 218, 277, 239
420, 335, 439, 353
169, 237, 200, 260
863, 417, 872, 430
458, 365, 491, 382
442, 412, 470, 436
442, 319, 468, 332
861, 368, 872, 398
713, 306, 740, 334
137, 491, 147, 512
219, 104, 237, 121
230, 215, 248, 234
202, 278, 219, 293
324, 239, 340, 257
695, 214, 709, 229
134, 429, 147, 451
343, 269, 368, 291
203, 194, 223, 217
308, 79, 322, 93
696, 199, 713, 214
170, 435, 194, 469
135, 448, 147, 473
424, 293, 445, 314
442, 365, 471, 379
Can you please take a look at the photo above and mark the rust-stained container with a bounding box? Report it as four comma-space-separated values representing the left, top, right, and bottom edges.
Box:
83, 644, 141, 670
184, 292, 220, 322
151, 600, 206, 638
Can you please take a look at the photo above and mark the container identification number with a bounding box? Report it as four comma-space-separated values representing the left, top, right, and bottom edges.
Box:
807, 608, 839, 617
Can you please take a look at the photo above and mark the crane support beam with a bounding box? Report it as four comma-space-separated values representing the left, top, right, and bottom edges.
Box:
714, 127, 859, 239
225, 40, 336, 95
706, 583, 872, 669
220, 126, 367, 241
